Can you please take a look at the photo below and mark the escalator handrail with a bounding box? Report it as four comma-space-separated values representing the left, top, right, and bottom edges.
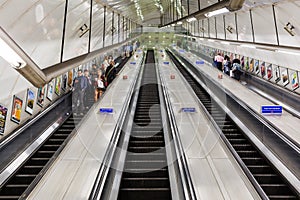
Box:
156, 53, 197, 200
89, 51, 146, 200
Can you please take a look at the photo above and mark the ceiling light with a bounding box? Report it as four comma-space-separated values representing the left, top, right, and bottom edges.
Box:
240, 44, 256, 49
187, 17, 196, 23
204, 8, 229, 18
0, 37, 26, 69
177, 21, 183, 25
276, 49, 300, 56
221, 41, 230, 45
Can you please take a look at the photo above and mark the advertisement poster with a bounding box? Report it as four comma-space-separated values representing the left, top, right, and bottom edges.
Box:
68, 70, 73, 87
25, 89, 35, 115
245, 57, 249, 71
281, 68, 289, 86
0, 104, 8, 134
55, 76, 62, 95
290, 71, 299, 90
11, 96, 23, 124
62, 73, 68, 91
249, 59, 254, 72
254, 60, 260, 75
47, 79, 54, 101
260, 61, 266, 78
267, 64, 273, 80
37, 85, 46, 107
274, 65, 281, 83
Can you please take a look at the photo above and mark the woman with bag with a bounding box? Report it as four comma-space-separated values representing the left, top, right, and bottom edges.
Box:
94, 69, 105, 101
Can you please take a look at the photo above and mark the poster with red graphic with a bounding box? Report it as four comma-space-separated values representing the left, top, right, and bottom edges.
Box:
11, 96, 23, 124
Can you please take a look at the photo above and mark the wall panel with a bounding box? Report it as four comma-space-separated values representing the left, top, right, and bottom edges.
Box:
237, 10, 253, 42
252, 5, 277, 44
274, 1, 300, 47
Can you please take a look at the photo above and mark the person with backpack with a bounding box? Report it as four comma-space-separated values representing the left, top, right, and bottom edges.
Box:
104, 59, 117, 87
232, 58, 243, 81
223, 55, 231, 76
214, 53, 224, 72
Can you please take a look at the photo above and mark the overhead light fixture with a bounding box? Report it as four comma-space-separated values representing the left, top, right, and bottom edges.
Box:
276, 49, 300, 56
187, 17, 197, 23
204, 8, 229, 18
221, 41, 230, 45
172, 24, 175, 26
0, 37, 26, 69
284, 22, 295, 36
177, 21, 183, 25
240, 44, 256, 49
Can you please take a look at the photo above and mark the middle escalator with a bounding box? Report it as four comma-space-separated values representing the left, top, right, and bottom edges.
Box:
117, 50, 171, 200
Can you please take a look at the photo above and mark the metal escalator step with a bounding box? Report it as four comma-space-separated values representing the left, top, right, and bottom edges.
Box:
227, 138, 248, 144
231, 144, 252, 150
260, 184, 293, 195
118, 188, 171, 200
268, 195, 298, 199
125, 160, 166, 169
0, 196, 20, 199
128, 147, 162, 153
129, 141, 165, 147
242, 157, 266, 165
247, 165, 272, 174
123, 169, 168, 178
5, 184, 28, 188
121, 177, 170, 188
236, 150, 259, 157
127, 153, 166, 160
253, 174, 283, 183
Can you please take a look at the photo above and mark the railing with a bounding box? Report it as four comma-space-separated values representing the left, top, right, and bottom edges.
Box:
89, 51, 146, 200
156, 53, 197, 200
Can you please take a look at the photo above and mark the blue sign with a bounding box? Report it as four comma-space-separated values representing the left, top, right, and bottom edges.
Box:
137, 49, 142, 53
160, 50, 163, 52
179, 49, 185, 53
181, 107, 196, 113
130, 62, 136, 65
196, 60, 204, 65
163, 61, 169, 65
261, 105, 282, 115
100, 108, 114, 114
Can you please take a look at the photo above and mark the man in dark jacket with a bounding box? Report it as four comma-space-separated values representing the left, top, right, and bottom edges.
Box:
72, 69, 87, 115
105, 61, 117, 87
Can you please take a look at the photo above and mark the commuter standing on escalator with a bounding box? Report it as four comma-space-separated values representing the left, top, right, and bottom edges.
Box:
214, 53, 224, 72
72, 69, 87, 115
223, 55, 231, 76
105, 58, 117, 87
83, 69, 93, 109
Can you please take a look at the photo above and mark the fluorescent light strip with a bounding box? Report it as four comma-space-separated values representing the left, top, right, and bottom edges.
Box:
205, 8, 229, 18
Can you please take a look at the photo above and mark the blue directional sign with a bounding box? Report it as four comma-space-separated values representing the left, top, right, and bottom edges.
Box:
100, 108, 114, 114
261, 105, 282, 115
196, 60, 204, 65
181, 107, 196, 113
179, 49, 185, 53
163, 61, 169, 65
130, 62, 136, 65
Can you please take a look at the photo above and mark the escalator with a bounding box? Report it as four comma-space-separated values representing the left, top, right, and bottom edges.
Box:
167, 50, 299, 200
117, 50, 172, 200
0, 56, 131, 199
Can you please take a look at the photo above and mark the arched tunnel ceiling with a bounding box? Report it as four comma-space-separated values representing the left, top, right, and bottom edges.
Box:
100, 0, 285, 25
